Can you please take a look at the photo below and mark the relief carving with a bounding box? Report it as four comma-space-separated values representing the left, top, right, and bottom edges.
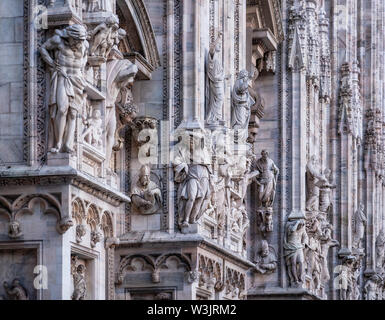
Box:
254, 240, 277, 275
131, 165, 162, 215
3, 279, 29, 300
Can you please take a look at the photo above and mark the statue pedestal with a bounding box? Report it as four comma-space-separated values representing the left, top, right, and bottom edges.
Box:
180, 223, 200, 234
47, 152, 77, 168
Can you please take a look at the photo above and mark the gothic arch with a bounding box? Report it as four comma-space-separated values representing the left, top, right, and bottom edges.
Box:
116, 0, 160, 70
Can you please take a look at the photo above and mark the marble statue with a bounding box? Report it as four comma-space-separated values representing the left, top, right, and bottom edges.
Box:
106, 59, 138, 168
231, 69, 255, 143
40, 24, 89, 154
3, 279, 28, 300
320, 221, 339, 281
284, 216, 308, 286
89, 16, 119, 58
364, 274, 381, 300
106, 28, 126, 58
72, 264, 87, 300
376, 229, 385, 269
83, 108, 103, 148
206, 33, 224, 124
306, 156, 327, 212
254, 240, 277, 274
352, 203, 366, 250
318, 168, 336, 214
173, 130, 212, 229
76, 224, 86, 243
254, 150, 279, 209
131, 165, 162, 215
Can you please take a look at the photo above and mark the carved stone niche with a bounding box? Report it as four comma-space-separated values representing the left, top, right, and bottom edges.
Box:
0, 248, 37, 300
70, 253, 96, 300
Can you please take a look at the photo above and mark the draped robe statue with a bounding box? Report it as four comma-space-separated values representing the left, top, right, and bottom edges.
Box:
255, 150, 279, 209
231, 70, 255, 143
206, 33, 224, 124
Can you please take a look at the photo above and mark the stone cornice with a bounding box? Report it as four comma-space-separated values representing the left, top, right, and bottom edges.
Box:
118, 231, 255, 270
0, 167, 130, 207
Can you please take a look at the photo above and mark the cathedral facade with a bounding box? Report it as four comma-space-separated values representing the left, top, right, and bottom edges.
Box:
0, 0, 384, 300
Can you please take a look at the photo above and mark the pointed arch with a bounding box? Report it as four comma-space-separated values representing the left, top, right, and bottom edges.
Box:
116, 0, 160, 70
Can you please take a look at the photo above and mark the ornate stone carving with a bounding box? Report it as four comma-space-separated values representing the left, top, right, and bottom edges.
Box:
39, 24, 88, 154
106, 59, 138, 168
376, 230, 385, 270
0, 193, 68, 236
172, 130, 212, 231
231, 70, 255, 144
363, 274, 383, 300
352, 203, 366, 251
254, 240, 277, 274
3, 279, 28, 300
71, 257, 87, 300
8, 219, 23, 239
76, 224, 86, 243
284, 211, 308, 287
116, 253, 192, 285
318, 168, 336, 214
88, 15, 119, 59
306, 156, 327, 212
82, 107, 103, 148
254, 150, 279, 211
131, 165, 162, 215
206, 33, 224, 125
338, 255, 362, 300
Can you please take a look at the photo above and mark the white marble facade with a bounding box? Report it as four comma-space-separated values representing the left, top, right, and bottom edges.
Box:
0, 0, 384, 300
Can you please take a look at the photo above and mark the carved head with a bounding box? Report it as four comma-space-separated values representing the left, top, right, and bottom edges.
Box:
77, 264, 86, 275
117, 28, 127, 40
310, 155, 318, 165
235, 70, 249, 93
260, 240, 269, 257
106, 15, 119, 27
92, 109, 101, 120
65, 24, 87, 49
8, 220, 21, 237
12, 279, 21, 287
261, 150, 269, 160
139, 165, 151, 187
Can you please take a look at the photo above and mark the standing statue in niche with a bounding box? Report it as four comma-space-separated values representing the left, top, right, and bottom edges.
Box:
3, 279, 28, 300
231, 70, 255, 143
106, 59, 138, 169
283, 215, 308, 286
318, 168, 336, 214
254, 150, 279, 209
72, 264, 87, 300
131, 165, 162, 215
206, 32, 224, 124
306, 156, 327, 212
352, 203, 366, 250
173, 130, 212, 230
376, 229, 385, 269
40, 24, 89, 154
